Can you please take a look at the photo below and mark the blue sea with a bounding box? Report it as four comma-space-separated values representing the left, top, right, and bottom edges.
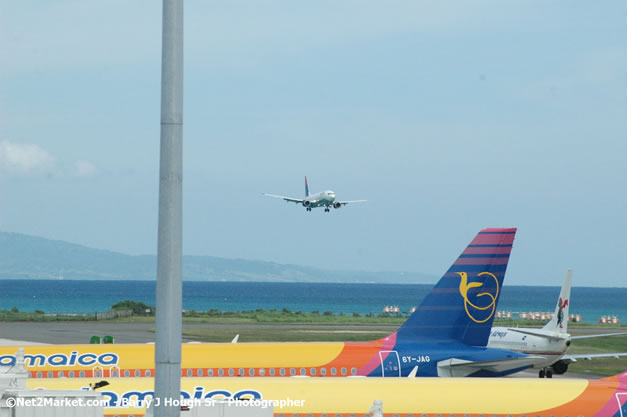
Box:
1, 280, 626, 323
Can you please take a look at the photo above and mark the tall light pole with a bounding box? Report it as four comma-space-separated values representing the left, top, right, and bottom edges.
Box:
154, 0, 183, 416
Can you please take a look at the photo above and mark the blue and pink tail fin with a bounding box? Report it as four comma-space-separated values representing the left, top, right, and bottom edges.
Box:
305, 176, 310, 197
396, 228, 516, 347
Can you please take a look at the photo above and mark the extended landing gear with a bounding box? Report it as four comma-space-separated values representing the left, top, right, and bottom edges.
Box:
539, 368, 553, 378
306, 207, 312, 212
324, 208, 330, 212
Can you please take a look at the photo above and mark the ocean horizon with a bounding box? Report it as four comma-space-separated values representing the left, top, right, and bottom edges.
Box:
1, 279, 626, 324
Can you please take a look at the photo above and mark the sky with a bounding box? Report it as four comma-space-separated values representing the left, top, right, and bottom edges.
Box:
0, 1, 626, 286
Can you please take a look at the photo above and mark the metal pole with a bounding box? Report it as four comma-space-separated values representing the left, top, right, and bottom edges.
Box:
155, 0, 183, 416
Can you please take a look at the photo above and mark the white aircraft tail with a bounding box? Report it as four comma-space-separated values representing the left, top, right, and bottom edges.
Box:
542, 269, 572, 333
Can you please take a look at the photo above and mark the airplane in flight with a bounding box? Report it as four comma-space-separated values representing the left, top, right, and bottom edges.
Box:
488, 269, 627, 378
0, 228, 547, 379
29, 371, 627, 417
263, 176, 366, 212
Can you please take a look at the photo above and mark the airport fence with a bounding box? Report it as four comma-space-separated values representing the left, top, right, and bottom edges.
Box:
95, 309, 133, 320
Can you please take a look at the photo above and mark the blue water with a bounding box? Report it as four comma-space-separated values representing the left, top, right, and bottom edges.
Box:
1, 280, 626, 323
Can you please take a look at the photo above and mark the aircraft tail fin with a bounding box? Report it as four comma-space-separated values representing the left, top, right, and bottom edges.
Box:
305, 176, 310, 197
542, 269, 572, 333
396, 228, 516, 346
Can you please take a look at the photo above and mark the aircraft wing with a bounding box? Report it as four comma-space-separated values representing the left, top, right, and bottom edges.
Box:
436, 356, 548, 377
263, 193, 304, 204
571, 331, 627, 340
563, 352, 627, 363
336, 200, 367, 206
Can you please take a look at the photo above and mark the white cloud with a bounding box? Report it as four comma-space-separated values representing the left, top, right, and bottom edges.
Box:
75, 160, 98, 178
0, 140, 55, 175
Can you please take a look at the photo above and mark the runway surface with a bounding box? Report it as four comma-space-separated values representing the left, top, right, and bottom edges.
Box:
0, 321, 402, 344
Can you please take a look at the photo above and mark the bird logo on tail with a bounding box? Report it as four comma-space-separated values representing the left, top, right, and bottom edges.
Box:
457, 272, 500, 323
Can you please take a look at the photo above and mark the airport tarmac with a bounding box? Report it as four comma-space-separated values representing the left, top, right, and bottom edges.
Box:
0, 321, 397, 344
1, 321, 618, 345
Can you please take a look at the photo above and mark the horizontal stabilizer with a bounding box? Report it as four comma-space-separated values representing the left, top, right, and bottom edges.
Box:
508, 328, 566, 341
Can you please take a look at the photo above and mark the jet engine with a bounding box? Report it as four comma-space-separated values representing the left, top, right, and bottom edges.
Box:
333, 202, 342, 209
302, 201, 311, 207
551, 360, 569, 375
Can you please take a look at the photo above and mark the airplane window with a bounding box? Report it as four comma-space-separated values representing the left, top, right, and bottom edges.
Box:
269, 368, 275, 376
259, 369, 265, 376
320, 368, 327, 376
218, 369, 224, 376
280, 368, 286, 376
136, 370, 142, 377
228, 368, 234, 376
341, 368, 347, 375
238, 368, 244, 376
124, 370, 130, 377
330, 367, 337, 375
290, 368, 296, 376
145, 370, 151, 377
249, 369, 255, 376
58, 371, 64, 377
36, 372, 42, 378
300, 368, 306, 375
310, 368, 316, 375
207, 369, 213, 376
80, 371, 85, 377
351, 368, 357, 375
47, 371, 53, 378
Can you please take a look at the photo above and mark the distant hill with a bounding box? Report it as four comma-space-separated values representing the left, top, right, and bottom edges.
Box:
0, 232, 436, 284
